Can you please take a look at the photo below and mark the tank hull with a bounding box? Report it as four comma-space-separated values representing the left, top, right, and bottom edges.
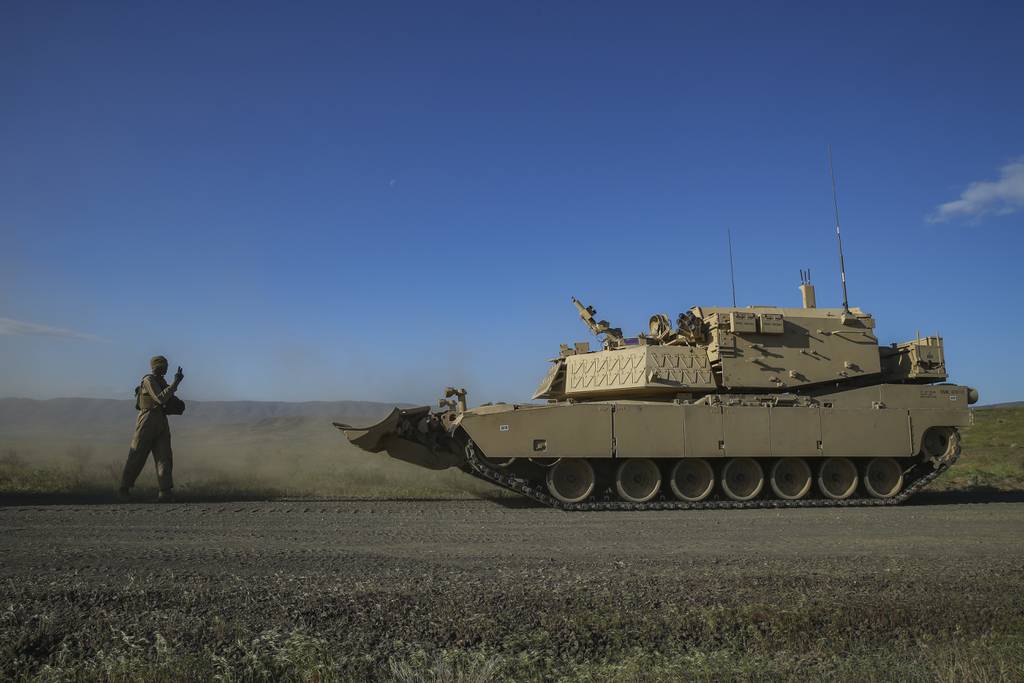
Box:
334, 383, 972, 509
460, 383, 972, 462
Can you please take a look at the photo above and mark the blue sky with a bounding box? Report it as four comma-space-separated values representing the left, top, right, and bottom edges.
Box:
2, 1, 1022, 405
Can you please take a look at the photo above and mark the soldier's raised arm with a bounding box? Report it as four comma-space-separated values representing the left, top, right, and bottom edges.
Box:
142, 376, 172, 406
144, 365, 184, 406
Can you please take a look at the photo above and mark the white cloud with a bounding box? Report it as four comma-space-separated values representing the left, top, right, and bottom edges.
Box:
0, 317, 102, 341
928, 159, 1024, 223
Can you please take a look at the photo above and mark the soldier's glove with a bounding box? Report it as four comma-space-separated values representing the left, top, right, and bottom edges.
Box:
174, 366, 184, 383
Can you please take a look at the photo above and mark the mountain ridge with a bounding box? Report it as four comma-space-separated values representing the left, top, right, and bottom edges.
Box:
0, 397, 412, 432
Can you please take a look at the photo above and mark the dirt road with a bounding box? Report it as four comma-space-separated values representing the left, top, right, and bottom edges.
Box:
3, 498, 1023, 680
3, 497, 1024, 576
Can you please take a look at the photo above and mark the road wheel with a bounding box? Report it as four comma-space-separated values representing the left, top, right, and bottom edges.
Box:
546, 459, 595, 503
818, 457, 858, 499
921, 427, 960, 466
770, 458, 812, 500
669, 458, 714, 502
864, 457, 904, 498
721, 458, 764, 501
614, 459, 662, 503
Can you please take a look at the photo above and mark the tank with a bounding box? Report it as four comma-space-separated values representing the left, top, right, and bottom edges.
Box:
335, 279, 978, 510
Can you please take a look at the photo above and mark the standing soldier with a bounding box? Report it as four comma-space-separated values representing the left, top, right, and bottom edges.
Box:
118, 356, 184, 502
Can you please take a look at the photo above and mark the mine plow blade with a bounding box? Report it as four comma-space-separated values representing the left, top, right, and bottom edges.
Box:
333, 406, 461, 471
333, 406, 427, 452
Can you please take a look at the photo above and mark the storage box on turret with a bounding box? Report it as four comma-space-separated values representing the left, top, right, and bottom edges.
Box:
880, 336, 947, 381
701, 306, 881, 389
561, 344, 717, 398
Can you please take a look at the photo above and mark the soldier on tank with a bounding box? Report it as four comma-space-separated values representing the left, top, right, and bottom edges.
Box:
118, 356, 184, 502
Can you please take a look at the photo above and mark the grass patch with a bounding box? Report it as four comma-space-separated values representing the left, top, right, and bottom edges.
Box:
2, 572, 1022, 682
933, 407, 1024, 491
7, 638, 1024, 682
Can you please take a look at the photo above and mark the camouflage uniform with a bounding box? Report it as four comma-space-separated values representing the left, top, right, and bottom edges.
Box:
120, 357, 178, 496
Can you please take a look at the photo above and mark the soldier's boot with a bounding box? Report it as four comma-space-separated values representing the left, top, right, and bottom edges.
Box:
158, 489, 175, 503
118, 448, 145, 502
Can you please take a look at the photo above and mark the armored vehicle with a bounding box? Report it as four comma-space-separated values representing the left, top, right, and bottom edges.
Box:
336, 278, 977, 510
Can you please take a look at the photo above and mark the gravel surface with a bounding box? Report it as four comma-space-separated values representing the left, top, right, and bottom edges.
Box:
3, 498, 1024, 577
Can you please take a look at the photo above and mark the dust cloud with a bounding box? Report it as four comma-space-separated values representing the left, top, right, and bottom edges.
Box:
0, 399, 499, 499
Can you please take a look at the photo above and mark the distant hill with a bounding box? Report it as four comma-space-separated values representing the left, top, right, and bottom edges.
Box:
0, 397, 408, 435
977, 402, 1024, 410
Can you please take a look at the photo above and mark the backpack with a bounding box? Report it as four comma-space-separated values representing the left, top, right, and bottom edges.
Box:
133, 379, 145, 410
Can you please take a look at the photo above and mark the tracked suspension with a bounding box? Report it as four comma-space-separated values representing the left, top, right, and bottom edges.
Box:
462, 439, 960, 511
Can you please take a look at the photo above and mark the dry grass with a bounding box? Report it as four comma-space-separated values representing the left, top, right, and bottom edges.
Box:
0, 415, 508, 502
2, 571, 1021, 682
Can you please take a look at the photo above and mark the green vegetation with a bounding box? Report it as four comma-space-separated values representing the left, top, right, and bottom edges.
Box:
933, 406, 1024, 491
6, 638, 1024, 682
2, 571, 1022, 682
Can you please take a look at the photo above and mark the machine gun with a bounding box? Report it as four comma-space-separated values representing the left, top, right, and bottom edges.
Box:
571, 297, 624, 348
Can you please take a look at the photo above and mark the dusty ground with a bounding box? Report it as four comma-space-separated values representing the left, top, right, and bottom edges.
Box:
4, 496, 1024, 574
2, 497, 1023, 681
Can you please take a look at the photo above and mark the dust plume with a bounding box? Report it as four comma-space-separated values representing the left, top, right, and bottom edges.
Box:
0, 398, 501, 500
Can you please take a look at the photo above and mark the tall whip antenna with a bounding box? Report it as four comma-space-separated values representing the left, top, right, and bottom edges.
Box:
828, 144, 850, 313
727, 228, 737, 307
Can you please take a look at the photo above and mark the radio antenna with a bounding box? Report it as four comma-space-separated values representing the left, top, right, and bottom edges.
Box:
727, 228, 737, 307
828, 144, 850, 313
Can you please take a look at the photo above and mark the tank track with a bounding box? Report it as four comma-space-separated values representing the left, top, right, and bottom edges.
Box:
462, 439, 960, 511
